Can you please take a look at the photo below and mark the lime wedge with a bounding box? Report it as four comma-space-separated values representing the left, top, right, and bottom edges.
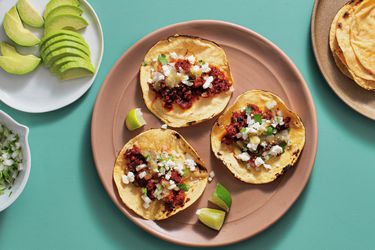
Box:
125, 108, 146, 131
209, 183, 232, 212
196, 208, 226, 231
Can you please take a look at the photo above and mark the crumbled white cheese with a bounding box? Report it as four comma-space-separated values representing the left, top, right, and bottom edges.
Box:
263, 164, 272, 170
247, 142, 258, 152
187, 55, 196, 64
236, 152, 250, 162
190, 65, 200, 74
174, 162, 184, 176
254, 157, 265, 167
142, 195, 151, 209
260, 141, 268, 148
168, 180, 177, 190
138, 171, 147, 179
161, 124, 168, 129
136, 164, 147, 171
181, 74, 193, 86
165, 159, 176, 170
162, 64, 173, 76
165, 171, 171, 180
202, 76, 214, 89
170, 52, 178, 59
266, 100, 277, 110
269, 145, 283, 156
122, 171, 135, 184
122, 175, 130, 184
201, 63, 211, 73
208, 171, 215, 182
152, 72, 165, 82
184, 158, 196, 171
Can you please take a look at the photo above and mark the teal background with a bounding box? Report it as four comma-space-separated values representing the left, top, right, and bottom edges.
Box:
1, 0, 374, 249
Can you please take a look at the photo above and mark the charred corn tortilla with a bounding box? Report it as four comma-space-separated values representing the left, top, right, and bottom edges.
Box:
211, 90, 305, 184
113, 129, 208, 220
330, 0, 375, 90
140, 35, 234, 127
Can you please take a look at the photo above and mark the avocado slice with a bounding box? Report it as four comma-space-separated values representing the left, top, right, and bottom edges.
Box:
45, 5, 83, 21
0, 55, 41, 75
41, 34, 88, 53
44, 47, 90, 67
0, 42, 19, 56
44, 14, 88, 35
57, 60, 95, 80
3, 7, 40, 46
40, 29, 83, 47
42, 40, 90, 60
17, 0, 44, 28
50, 56, 90, 73
43, 0, 79, 18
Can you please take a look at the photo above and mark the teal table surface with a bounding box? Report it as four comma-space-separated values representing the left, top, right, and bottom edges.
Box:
1, 0, 374, 249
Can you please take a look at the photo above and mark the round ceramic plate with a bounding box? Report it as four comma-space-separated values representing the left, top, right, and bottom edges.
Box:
0, 0, 103, 113
311, 0, 375, 120
91, 20, 318, 247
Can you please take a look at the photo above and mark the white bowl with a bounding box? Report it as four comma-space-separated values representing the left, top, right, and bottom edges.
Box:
0, 110, 31, 212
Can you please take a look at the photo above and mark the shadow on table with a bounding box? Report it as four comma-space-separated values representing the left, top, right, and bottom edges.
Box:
306, 35, 375, 148
79, 112, 311, 249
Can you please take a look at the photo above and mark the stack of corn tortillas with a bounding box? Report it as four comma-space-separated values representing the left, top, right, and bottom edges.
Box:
329, 0, 375, 90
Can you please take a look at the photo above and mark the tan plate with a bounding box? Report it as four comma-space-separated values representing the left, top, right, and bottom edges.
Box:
91, 20, 318, 247
311, 0, 375, 120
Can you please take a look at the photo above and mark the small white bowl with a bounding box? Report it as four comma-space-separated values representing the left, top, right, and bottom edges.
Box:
0, 110, 31, 212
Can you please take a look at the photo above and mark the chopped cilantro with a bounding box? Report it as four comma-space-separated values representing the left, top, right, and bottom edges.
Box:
142, 187, 147, 196
253, 114, 262, 124
280, 141, 287, 151
142, 62, 148, 66
158, 54, 168, 65
177, 183, 189, 191
198, 59, 205, 65
266, 127, 273, 136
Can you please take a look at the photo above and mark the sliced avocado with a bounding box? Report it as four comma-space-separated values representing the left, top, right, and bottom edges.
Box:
41, 34, 88, 53
42, 40, 90, 60
0, 55, 41, 75
40, 29, 83, 47
17, 0, 44, 28
45, 5, 83, 21
0, 42, 19, 56
57, 60, 95, 80
44, 47, 90, 67
44, 14, 88, 35
50, 56, 90, 73
43, 0, 79, 18
3, 7, 40, 46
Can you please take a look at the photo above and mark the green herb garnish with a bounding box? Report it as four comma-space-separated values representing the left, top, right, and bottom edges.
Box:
182, 168, 189, 177
266, 127, 273, 136
158, 54, 168, 65
253, 114, 262, 124
177, 183, 189, 191
142, 61, 148, 66
142, 187, 147, 196
198, 59, 205, 65
280, 141, 287, 151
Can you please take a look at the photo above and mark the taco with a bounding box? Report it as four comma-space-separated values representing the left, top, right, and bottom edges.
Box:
140, 35, 234, 127
211, 90, 305, 184
113, 129, 208, 220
